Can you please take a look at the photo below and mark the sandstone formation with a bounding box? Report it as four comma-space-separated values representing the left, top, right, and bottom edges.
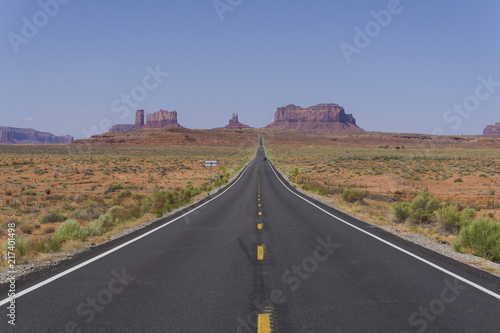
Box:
110, 109, 182, 132
483, 123, 500, 135
0, 127, 74, 144
109, 124, 135, 132
266, 103, 363, 133
215, 113, 251, 130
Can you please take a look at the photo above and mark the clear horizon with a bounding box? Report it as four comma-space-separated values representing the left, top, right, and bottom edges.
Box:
1, 0, 500, 139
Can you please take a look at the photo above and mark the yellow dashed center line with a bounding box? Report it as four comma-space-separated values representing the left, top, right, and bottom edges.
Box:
257, 245, 264, 260
258, 212, 262, 216
258, 204, 261, 207
258, 223, 263, 230
258, 313, 272, 333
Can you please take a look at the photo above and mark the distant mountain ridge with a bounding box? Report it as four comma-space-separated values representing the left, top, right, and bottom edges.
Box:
0, 127, 73, 144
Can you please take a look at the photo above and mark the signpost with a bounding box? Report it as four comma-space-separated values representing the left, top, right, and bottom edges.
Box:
295, 168, 298, 184
205, 160, 217, 186
223, 167, 227, 184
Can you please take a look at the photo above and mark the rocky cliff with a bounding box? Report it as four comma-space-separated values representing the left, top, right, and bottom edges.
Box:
0, 127, 74, 144
483, 123, 500, 135
215, 113, 251, 130
110, 109, 182, 132
266, 104, 362, 133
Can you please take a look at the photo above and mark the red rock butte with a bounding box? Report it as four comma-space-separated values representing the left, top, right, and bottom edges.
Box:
0, 127, 73, 144
483, 123, 500, 135
110, 109, 183, 132
214, 113, 251, 130
266, 103, 363, 132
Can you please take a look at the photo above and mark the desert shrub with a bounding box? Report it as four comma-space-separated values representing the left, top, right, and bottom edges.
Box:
435, 204, 475, 232
62, 199, 79, 211
96, 213, 116, 230
41, 212, 67, 224
86, 219, 106, 236
35, 240, 50, 253
43, 226, 55, 234
105, 182, 123, 194
53, 219, 87, 243
453, 178, 463, 183
409, 192, 440, 224
70, 207, 101, 221
20, 224, 34, 234
108, 205, 126, 221
141, 197, 153, 213
117, 189, 132, 198
1, 235, 30, 256
391, 202, 411, 223
341, 188, 366, 203
452, 217, 500, 263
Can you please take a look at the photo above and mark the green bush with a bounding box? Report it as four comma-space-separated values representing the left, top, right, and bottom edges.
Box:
1, 235, 31, 256
391, 202, 411, 223
40, 212, 67, 224
105, 182, 123, 194
70, 207, 101, 221
436, 205, 476, 232
108, 205, 126, 221
86, 218, 106, 236
453, 217, 500, 263
53, 219, 87, 243
117, 189, 132, 198
35, 240, 50, 253
410, 192, 440, 224
341, 188, 366, 203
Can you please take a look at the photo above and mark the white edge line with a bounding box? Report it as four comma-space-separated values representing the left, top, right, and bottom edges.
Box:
267, 159, 500, 301
0, 154, 257, 306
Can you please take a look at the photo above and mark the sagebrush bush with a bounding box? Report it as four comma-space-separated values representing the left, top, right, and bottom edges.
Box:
341, 188, 366, 202
40, 212, 67, 224
410, 192, 440, 224
70, 207, 101, 221
391, 202, 411, 223
1, 235, 30, 257
105, 182, 123, 194
436, 205, 476, 232
117, 189, 132, 198
108, 205, 126, 220
53, 219, 87, 243
452, 217, 500, 263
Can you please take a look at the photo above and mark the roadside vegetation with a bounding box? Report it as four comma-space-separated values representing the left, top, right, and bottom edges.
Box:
0, 145, 254, 266
266, 144, 500, 264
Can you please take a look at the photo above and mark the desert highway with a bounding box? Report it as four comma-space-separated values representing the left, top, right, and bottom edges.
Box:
1, 137, 500, 332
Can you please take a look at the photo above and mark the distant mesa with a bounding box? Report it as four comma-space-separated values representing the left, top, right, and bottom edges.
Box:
214, 113, 251, 130
266, 103, 363, 133
483, 123, 500, 135
110, 109, 183, 132
0, 127, 73, 144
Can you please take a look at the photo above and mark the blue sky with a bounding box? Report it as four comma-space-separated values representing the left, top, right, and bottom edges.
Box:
1, 0, 500, 139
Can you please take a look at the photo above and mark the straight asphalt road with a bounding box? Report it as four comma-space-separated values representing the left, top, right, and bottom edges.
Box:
1, 135, 500, 332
